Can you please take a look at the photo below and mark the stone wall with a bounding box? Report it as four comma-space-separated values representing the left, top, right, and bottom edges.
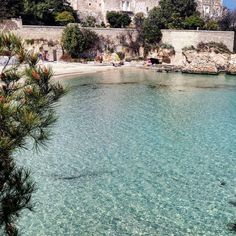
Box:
12, 26, 235, 53
197, 0, 223, 18
12, 25, 65, 41
0, 18, 22, 31
161, 30, 235, 53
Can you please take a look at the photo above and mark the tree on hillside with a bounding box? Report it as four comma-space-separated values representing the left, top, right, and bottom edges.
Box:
0, 0, 23, 19
22, 0, 77, 25
0, 33, 65, 235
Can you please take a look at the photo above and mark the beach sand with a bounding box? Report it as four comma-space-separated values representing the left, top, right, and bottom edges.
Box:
43, 62, 116, 79
0, 61, 116, 79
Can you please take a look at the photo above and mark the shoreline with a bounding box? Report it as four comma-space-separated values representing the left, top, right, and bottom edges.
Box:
44, 62, 117, 79
1, 62, 235, 82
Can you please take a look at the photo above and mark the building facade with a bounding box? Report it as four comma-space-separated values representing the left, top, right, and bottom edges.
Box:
68, 0, 223, 23
197, 0, 223, 19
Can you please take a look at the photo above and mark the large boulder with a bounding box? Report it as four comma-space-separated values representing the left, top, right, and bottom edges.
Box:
182, 50, 218, 74
182, 62, 218, 74
182, 48, 230, 74
228, 54, 236, 75
157, 46, 175, 64
181, 42, 235, 74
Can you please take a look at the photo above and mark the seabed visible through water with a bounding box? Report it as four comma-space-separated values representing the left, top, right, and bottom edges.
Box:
16, 69, 236, 235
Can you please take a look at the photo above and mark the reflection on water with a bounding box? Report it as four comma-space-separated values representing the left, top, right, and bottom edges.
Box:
58, 68, 236, 90
17, 68, 236, 236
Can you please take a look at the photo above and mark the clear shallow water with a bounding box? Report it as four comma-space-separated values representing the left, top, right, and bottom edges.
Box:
16, 69, 236, 235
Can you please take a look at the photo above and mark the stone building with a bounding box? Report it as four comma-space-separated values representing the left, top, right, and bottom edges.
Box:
68, 0, 223, 23
197, 0, 223, 19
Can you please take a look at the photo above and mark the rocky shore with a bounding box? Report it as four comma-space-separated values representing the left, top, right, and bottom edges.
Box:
181, 43, 236, 75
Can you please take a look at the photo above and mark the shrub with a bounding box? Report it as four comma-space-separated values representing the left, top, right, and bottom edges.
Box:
25, 39, 35, 45
184, 15, 205, 29
197, 42, 231, 54
182, 45, 196, 51
160, 43, 175, 56
117, 51, 125, 60
61, 25, 99, 58
101, 21, 106, 28
107, 11, 131, 28
203, 20, 219, 31
160, 43, 174, 50
183, 42, 231, 54
81, 16, 96, 27
55, 11, 75, 25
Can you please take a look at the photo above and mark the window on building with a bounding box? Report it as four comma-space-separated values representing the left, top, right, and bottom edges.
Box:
126, 1, 130, 11
121, 1, 130, 11
203, 5, 210, 15
122, 1, 126, 11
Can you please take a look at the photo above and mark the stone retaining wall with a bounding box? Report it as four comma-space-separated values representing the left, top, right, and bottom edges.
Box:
161, 29, 235, 53
11, 25, 235, 52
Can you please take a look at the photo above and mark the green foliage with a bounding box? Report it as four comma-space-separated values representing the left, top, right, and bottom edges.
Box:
106, 11, 131, 28
101, 21, 106, 28
159, 0, 197, 20
182, 45, 196, 51
196, 42, 231, 53
81, 16, 97, 27
182, 42, 231, 54
147, 0, 197, 29
203, 20, 219, 30
142, 20, 162, 45
0, 0, 23, 19
117, 51, 125, 60
0, 33, 64, 235
184, 15, 205, 29
22, 0, 77, 25
141, 10, 162, 45
160, 43, 174, 50
61, 25, 99, 58
144, 7, 165, 29
55, 11, 75, 25
167, 13, 185, 29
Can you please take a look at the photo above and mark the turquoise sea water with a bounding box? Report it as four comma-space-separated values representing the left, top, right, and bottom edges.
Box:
16, 69, 236, 235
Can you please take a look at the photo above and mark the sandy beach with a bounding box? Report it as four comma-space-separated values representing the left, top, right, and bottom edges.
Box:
43, 62, 117, 79
0, 61, 146, 82
0, 61, 118, 80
